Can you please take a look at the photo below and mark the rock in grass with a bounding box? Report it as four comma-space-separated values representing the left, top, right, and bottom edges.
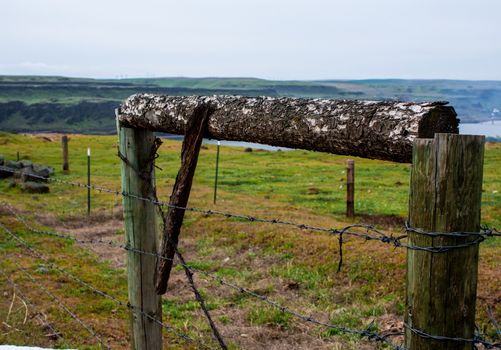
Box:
19, 160, 33, 168
1, 161, 18, 178
19, 164, 54, 182
21, 181, 49, 193
22, 167, 50, 182
0, 164, 14, 178
5, 160, 22, 169
21, 168, 42, 182
33, 164, 54, 176
0, 170, 11, 179
0, 154, 3, 166
1, 159, 54, 181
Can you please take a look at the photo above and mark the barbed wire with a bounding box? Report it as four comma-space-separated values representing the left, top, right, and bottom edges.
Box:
0, 166, 498, 256
175, 248, 228, 350
1, 167, 500, 349
404, 223, 500, 239
0, 220, 216, 350
0, 251, 112, 349
0, 267, 70, 348
1, 205, 406, 350
405, 323, 501, 349
487, 306, 501, 341
4, 203, 501, 349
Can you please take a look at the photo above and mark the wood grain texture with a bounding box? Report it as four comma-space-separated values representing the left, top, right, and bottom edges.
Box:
155, 104, 214, 295
118, 123, 162, 350
406, 133, 485, 350
117, 94, 459, 163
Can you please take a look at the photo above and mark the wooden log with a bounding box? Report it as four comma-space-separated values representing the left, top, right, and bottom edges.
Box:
117, 94, 459, 163
346, 159, 355, 217
406, 133, 484, 350
118, 123, 162, 350
155, 104, 214, 295
62, 135, 69, 171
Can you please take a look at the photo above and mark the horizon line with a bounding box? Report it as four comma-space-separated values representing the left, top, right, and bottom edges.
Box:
1, 74, 501, 83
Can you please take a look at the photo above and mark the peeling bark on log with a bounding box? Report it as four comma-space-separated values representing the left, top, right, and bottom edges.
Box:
118, 94, 459, 163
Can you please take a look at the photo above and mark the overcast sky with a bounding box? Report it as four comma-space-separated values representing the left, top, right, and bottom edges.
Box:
1, 0, 500, 80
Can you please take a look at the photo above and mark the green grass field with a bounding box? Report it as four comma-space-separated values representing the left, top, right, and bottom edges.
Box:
0, 132, 499, 349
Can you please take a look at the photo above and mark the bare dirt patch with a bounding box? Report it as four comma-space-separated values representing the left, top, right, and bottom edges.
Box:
36, 210, 126, 268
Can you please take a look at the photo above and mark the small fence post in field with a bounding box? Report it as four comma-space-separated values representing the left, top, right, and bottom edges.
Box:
406, 133, 485, 350
214, 140, 220, 204
117, 120, 162, 350
62, 135, 69, 171
87, 147, 91, 216
346, 159, 355, 217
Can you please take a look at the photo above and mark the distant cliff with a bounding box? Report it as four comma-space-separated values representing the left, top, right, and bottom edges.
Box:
0, 76, 500, 134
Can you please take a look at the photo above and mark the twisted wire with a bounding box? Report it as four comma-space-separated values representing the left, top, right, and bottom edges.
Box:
0, 221, 215, 350
0, 267, 71, 348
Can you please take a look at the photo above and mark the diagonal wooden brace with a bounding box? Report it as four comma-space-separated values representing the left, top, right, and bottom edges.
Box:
155, 103, 214, 295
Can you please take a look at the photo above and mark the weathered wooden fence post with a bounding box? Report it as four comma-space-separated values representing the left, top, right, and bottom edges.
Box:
62, 135, 69, 171
346, 159, 355, 217
118, 121, 162, 350
406, 133, 484, 350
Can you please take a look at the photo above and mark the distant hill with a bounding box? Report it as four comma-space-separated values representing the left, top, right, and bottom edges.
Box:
1, 75, 500, 134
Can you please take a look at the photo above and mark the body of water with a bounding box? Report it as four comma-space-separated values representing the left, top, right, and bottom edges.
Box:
460, 120, 501, 138
159, 134, 290, 151
160, 120, 501, 152
202, 139, 290, 151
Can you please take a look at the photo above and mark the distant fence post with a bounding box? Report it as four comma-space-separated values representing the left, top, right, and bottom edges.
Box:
214, 140, 220, 204
346, 159, 355, 217
406, 133, 484, 350
62, 135, 69, 171
87, 147, 91, 216
117, 121, 162, 350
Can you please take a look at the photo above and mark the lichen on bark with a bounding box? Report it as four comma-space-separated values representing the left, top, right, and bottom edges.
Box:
118, 94, 459, 163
